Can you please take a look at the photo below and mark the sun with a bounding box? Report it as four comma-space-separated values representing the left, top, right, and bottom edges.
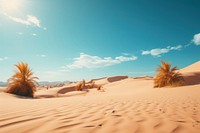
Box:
0, 0, 22, 12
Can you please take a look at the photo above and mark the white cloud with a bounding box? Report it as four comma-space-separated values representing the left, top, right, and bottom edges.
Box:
142, 48, 169, 57
27, 15, 40, 27
0, 57, 8, 61
184, 43, 192, 47
32, 33, 37, 36
17, 32, 23, 35
168, 45, 182, 50
115, 56, 137, 61
122, 53, 130, 56
4, 13, 46, 29
62, 53, 137, 70
142, 45, 182, 57
6, 14, 40, 27
7, 15, 29, 25
192, 33, 200, 45
37, 54, 46, 58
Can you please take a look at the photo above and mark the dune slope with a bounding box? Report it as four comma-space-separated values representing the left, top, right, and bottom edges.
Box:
0, 77, 200, 133
180, 61, 200, 85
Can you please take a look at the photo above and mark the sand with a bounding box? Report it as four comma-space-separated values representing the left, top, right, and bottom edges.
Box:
0, 62, 200, 133
179, 61, 200, 85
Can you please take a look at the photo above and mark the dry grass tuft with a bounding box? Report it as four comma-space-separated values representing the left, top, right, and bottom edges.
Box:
75, 80, 105, 92
75, 80, 86, 91
81, 79, 85, 88
88, 81, 95, 89
154, 60, 185, 88
98, 85, 105, 92
6, 62, 38, 97
75, 82, 82, 91
97, 85, 102, 90
97, 85, 104, 92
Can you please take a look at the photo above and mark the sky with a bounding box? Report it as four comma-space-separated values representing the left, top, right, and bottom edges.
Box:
0, 0, 200, 82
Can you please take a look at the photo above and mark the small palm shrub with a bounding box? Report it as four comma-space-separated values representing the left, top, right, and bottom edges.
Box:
6, 62, 38, 97
154, 61, 185, 88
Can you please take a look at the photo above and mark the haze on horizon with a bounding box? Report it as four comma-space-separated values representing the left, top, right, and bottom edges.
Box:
0, 0, 200, 82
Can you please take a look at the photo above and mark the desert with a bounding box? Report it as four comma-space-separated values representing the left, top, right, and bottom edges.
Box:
0, 61, 200, 133
0, 0, 200, 133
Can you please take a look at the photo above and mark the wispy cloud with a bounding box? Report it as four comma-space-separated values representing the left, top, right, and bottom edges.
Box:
32, 33, 37, 36
4, 13, 45, 29
169, 45, 182, 50
141, 45, 182, 57
0, 57, 8, 61
17, 32, 23, 35
37, 54, 47, 58
192, 33, 200, 45
61, 53, 137, 71
122, 53, 130, 56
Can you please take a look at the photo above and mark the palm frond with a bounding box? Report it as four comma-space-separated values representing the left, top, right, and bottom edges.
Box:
154, 60, 185, 88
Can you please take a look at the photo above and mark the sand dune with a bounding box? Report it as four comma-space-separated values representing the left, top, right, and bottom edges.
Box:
1, 77, 200, 133
133, 76, 153, 80
180, 61, 200, 85
90, 76, 128, 85
56, 76, 128, 95
180, 61, 200, 73
57, 85, 76, 95
0, 87, 5, 92
0, 62, 200, 133
181, 72, 200, 85
107, 76, 128, 82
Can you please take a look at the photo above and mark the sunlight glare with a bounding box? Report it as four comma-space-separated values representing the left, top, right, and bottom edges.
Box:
0, 0, 22, 12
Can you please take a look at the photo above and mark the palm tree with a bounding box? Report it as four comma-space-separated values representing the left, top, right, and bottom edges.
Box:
6, 62, 38, 97
154, 61, 185, 88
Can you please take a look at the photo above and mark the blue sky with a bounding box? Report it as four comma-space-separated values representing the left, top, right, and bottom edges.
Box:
0, 0, 200, 81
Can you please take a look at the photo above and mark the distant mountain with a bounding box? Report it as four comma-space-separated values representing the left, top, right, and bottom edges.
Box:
38, 80, 70, 86
0, 81, 7, 87
0, 81, 71, 87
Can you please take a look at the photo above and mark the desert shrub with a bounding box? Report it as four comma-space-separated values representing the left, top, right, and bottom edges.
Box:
81, 80, 85, 88
6, 62, 38, 97
88, 81, 95, 89
75, 82, 82, 91
97, 85, 105, 92
154, 61, 185, 88
75, 80, 85, 91
97, 85, 102, 91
